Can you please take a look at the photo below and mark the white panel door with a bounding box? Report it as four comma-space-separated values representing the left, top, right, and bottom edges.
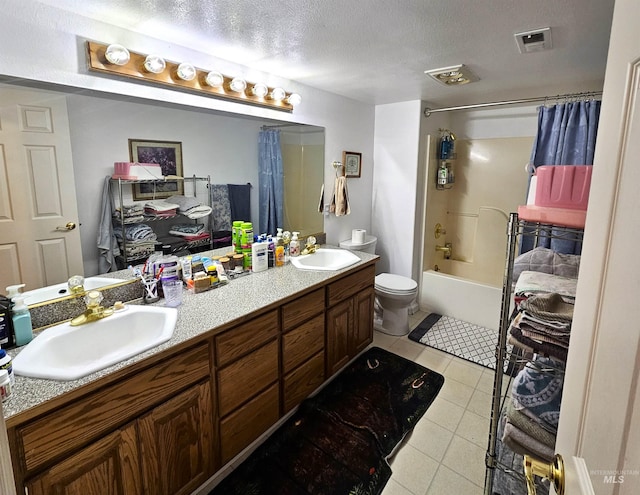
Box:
0, 84, 82, 291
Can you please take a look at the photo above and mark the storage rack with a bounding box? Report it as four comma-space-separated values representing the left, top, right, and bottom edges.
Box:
484, 212, 584, 495
111, 175, 213, 268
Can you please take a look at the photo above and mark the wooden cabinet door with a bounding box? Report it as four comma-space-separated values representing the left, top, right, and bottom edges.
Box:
352, 287, 374, 355
25, 423, 141, 495
326, 298, 353, 376
138, 382, 215, 495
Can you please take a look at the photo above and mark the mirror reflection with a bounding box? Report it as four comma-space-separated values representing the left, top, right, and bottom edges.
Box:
0, 80, 325, 305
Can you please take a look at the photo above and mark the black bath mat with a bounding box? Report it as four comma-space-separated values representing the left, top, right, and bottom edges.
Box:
209, 346, 445, 495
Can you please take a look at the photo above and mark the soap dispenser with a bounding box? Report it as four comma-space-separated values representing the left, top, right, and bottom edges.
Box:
5, 284, 25, 300
11, 296, 33, 347
290, 232, 301, 257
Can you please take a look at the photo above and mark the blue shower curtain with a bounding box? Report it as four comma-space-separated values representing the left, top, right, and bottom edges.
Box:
258, 129, 284, 235
522, 99, 601, 254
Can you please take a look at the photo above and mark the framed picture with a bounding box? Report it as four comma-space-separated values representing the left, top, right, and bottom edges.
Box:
129, 139, 184, 200
343, 151, 362, 178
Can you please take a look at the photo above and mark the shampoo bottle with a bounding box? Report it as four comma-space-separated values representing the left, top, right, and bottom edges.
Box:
11, 296, 33, 347
0, 295, 15, 348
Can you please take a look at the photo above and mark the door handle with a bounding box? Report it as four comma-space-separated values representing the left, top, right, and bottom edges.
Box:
56, 222, 77, 231
524, 454, 565, 495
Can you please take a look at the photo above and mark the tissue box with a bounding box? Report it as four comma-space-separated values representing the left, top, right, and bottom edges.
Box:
112, 162, 163, 180
534, 165, 592, 210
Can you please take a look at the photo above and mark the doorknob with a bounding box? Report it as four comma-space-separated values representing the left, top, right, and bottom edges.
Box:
56, 222, 76, 231
524, 454, 565, 495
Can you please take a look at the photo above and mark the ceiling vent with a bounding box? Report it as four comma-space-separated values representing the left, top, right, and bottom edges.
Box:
515, 27, 552, 53
424, 64, 479, 86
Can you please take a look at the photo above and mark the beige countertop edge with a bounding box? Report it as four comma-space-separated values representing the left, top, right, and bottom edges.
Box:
3, 249, 379, 423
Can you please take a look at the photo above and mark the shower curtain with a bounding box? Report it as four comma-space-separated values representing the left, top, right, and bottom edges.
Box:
522, 99, 601, 254
258, 129, 284, 234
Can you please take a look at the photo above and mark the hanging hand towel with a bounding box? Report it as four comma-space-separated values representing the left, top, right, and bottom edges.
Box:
317, 183, 325, 213
331, 176, 350, 216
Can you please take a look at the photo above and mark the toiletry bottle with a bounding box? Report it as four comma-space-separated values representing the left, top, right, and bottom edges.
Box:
267, 235, 275, 268
0, 349, 14, 385
5, 284, 25, 300
232, 220, 243, 252
241, 222, 254, 270
0, 295, 15, 349
181, 256, 193, 282
252, 239, 268, 272
290, 231, 300, 257
283, 231, 291, 264
275, 229, 285, 267
11, 296, 33, 347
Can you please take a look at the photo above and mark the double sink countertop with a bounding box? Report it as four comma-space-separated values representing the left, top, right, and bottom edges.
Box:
3, 247, 378, 421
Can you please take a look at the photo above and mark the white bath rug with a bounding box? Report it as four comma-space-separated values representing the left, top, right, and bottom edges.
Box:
409, 313, 502, 369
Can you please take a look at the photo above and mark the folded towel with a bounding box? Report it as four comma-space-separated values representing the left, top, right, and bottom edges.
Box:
512, 357, 564, 431
330, 176, 350, 216
506, 399, 556, 448
144, 200, 180, 212
502, 419, 555, 462
166, 195, 213, 219
519, 292, 574, 322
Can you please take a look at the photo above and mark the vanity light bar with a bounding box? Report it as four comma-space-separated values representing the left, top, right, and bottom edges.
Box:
86, 41, 300, 112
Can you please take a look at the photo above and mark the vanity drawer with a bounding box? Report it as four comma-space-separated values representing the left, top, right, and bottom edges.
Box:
217, 340, 279, 417
219, 382, 279, 464
283, 350, 325, 413
327, 264, 375, 306
282, 313, 324, 374
16, 343, 210, 474
215, 309, 278, 367
281, 288, 324, 332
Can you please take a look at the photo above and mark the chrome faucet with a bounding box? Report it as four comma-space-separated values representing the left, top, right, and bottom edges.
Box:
70, 290, 115, 326
435, 242, 452, 259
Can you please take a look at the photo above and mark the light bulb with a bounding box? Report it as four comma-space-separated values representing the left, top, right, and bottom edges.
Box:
286, 93, 302, 106
104, 44, 130, 65
143, 54, 166, 74
205, 71, 224, 87
251, 83, 268, 97
269, 87, 286, 101
176, 63, 196, 81
229, 77, 247, 92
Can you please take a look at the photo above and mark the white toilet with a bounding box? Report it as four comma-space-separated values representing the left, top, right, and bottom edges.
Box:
339, 235, 418, 336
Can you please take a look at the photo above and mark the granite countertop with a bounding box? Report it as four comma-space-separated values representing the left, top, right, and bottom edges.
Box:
3, 247, 378, 421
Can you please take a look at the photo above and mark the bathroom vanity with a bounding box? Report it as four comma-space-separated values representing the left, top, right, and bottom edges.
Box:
3, 251, 377, 495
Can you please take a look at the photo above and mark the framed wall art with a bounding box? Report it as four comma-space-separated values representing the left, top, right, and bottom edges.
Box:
343, 151, 362, 178
129, 139, 184, 200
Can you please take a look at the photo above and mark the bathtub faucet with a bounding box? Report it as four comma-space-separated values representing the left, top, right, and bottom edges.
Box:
435, 242, 452, 259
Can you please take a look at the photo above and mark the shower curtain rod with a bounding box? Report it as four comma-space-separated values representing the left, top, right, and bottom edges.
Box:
423, 90, 602, 117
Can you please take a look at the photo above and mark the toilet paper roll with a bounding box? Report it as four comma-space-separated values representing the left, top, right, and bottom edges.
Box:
352, 229, 366, 244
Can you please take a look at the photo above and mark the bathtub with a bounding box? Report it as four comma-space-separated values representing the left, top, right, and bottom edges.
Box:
419, 269, 502, 331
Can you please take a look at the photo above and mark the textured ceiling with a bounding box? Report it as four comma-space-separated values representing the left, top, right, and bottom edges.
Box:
37, 0, 615, 107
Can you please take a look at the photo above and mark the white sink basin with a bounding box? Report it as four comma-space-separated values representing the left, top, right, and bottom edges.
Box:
22, 277, 120, 306
13, 305, 177, 381
290, 248, 361, 271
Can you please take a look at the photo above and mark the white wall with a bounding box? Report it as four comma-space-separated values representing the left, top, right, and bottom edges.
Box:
0, 0, 375, 262
372, 101, 423, 276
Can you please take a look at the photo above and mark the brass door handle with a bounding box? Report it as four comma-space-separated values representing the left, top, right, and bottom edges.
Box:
56, 222, 76, 231
524, 454, 565, 495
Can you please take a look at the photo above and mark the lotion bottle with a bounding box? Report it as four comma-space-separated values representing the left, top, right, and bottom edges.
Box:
252, 240, 268, 272
11, 296, 33, 347
290, 231, 300, 257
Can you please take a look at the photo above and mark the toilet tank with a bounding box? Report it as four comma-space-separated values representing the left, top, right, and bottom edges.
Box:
339, 235, 377, 254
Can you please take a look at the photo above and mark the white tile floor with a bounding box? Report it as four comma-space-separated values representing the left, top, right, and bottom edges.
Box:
376, 311, 493, 495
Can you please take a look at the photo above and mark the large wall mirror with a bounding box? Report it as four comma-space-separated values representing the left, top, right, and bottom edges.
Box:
0, 79, 325, 305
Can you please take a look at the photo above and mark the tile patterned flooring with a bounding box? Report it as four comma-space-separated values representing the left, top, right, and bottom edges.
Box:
377, 311, 494, 495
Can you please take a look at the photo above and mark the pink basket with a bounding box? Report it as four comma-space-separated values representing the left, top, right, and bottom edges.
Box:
534, 165, 592, 210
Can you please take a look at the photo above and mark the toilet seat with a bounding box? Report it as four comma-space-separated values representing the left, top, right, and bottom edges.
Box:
375, 273, 417, 294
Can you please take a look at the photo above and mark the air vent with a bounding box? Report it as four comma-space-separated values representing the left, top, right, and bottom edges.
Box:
514, 27, 552, 53
424, 64, 479, 86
